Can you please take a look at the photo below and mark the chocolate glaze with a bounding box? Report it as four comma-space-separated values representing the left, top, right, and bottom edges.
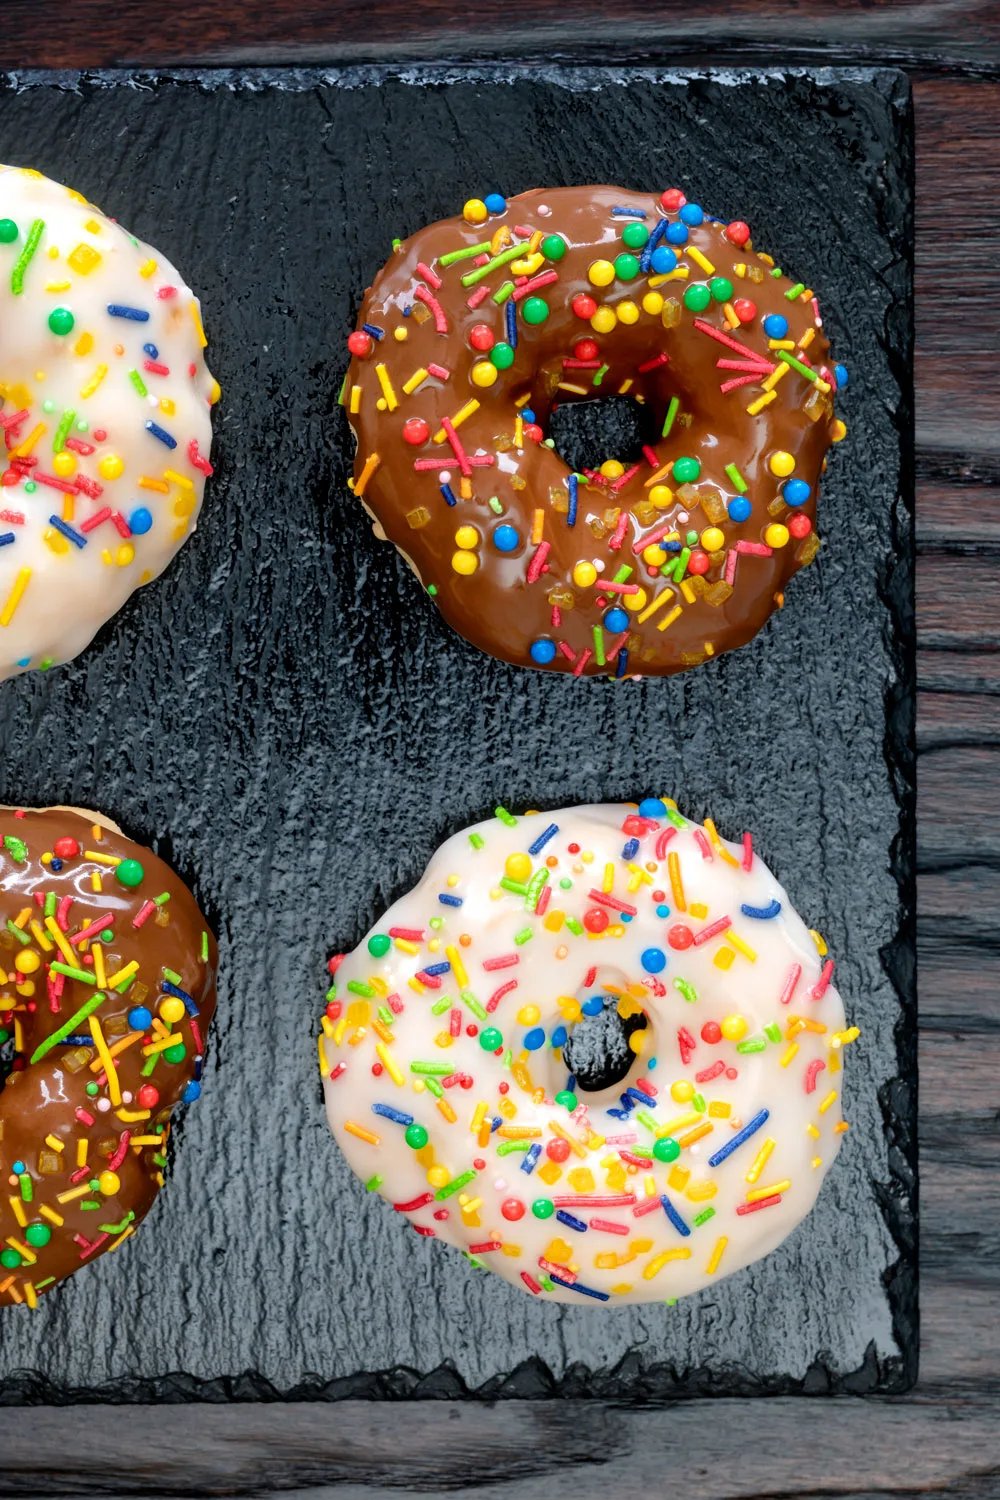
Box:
345, 186, 841, 676
0, 807, 217, 1306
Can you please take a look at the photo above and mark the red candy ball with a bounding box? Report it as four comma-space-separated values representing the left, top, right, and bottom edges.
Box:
788, 513, 812, 539
466, 1023, 478, 1037
687, 549, 711, 576
733, 298, 757, 323
572, 293, 597, 319
701, 1021, 722, 1044
583, 907, 609, 934
523, 423, 543, 443
660, 188, 686, 211
347, 330, 373, 357
325, 1000, 342, 1021
501, 1198, 526, 1221
668, 924, 694, 950
402, 417, 430, 446
327, 953, 345, 976
574, 338, 599, 360
53, 836, 79, 859
726, 220, 751, 247
546, 1138, 571, 1162
137, 1084, 160, 1109
371, 1062, 383, 1076
469, 323, 495, 352
567, 843, 580, 854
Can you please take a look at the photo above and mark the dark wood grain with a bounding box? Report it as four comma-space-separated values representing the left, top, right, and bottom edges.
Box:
0, 4, 996, 1495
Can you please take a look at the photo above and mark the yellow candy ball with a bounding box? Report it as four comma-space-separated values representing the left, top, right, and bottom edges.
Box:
159, 996, 187, 1026
701, 527, 725, 553
600, 459, 625, 479
670, 1079, 695, 1104
451, 550, 478, 576
505, 852, 532, 882
573, 560, 598, 588
463, 198, 488, 224
472, 360, 498, 388
649, 484, 674, 509
588, 259, 615, 287
98, 454, 124, 481
98, 1171, 121, 1198
643, 544, 667, 567
831, 419, 847, 443
617, 299, 640, 325
765, 523, 790, 549
720, 1014, 748, 1042
590, 306, 617, 334
624, 587, 648, 612
52, 451, 76, 478
427, 1166, 450, 1188
393, 326, 408, 341
455, 525, 479, 549
517, 1004, 541, 1026
769, 450, 795, 478
14, 950, 40, 974
642, 291, 665, 315
116, 543, 135, 567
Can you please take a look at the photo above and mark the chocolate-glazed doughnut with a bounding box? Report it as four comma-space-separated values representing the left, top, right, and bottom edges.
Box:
0, 806, 216, 1307
343, 186, 847, 677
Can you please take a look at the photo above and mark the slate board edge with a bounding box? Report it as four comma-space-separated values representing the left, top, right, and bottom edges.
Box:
0, 63, 916, 1403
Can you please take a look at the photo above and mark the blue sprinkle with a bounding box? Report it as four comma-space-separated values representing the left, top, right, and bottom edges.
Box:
639, 797, 666, 818
740, 899, 782, 920
556, 1209, 588, 1232
145, 420, 177, 449
0, 532, 15, 547
565, 1074, 576, 1091
162, 979, 199, 1016
422, 961, 451, 976
48, 514, 86, 549
129, 506, 153, 535
107, 304, 149, 321
438, 893, 463, 907
490, 1117, 502, 1132
663, 538, 682, 552
193, 1058, 203, 1082
440, 483, 457, 507
626, 1086, 657, 1108
640, 217, 668, 272
835, 363, 849, 388
550, 1274, 609, 1301
622, 837, 639, 861
660, 1194, 691, 1237
611, 206, 647, 218
361, 322, 385, 340
506, 299, 517, 348
523, 1027, 545, 1051
182, 1080, 202, 1103
142, 343, 159, 358
528, 822, 559, 857
530, 638, 557, 665
60, 1034, 93, 1046
372, 1102, 414, 1125
484, 193, 506, 214
617, 1093, 635, 1114
567, 473, 578, 527
607, 1108, 630, 1121
520, 1142, 542, 1174
708, 1108, 770, 1167
616, 649, 628, 679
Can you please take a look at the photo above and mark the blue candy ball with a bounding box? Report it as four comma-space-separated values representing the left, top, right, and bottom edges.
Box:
650, 245, 677, 275
521, 407, 535, 423
582, 996, 605, 1017
679, 203, 704, 226
728, 495, 752, 523
783, 478, 811, 506
493, 524, 520, 552
665, 222, 688, 246
129, 506, 153, 535
530, 638, 557, 665
523, 1027, 545, 1051
484, 193, 507, 214
604, 607, 630, 634
762, 313, 789, 339
655, 903, 671, 918
551, 1026, 568, 1049
641, 947, 667, 974
639, 797, 666, 818
835, 363, 849, 388
182, 1080, 202, 1103
128, 1006, 153, 1032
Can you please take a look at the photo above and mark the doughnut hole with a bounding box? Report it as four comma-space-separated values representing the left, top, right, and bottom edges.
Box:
561, 985, 649, 1094
549, 395, 659, 476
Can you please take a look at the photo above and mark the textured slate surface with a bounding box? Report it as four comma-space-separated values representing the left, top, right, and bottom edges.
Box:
0, 64, 914, 1401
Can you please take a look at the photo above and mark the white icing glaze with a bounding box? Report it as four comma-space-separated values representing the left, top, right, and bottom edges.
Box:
321, 801, 856, 1306
0, 164, 216, 680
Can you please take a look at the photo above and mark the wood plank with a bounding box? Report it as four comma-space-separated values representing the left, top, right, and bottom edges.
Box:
917, 556, 1000, 650
919, 651, 1000, 695
918, 691, 1000, 748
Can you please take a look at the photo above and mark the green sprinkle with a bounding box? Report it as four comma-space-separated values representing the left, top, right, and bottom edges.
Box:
439, 241, 490, 267
201, 930, 209, 962
500, 877, 528, 896
337, 372, 348, 406
44, 891, 56, 918
434, 1168, 477, 1200
5, 920, 31, 946
49, 962, 96, 985
427, 583, 438, 596
785, 282, 806, 301
671, 546, 691, 582
491, 281, 515, 305
99, 1210, 135, 1235
525, 868, 549, 913
424, 1077, 444, 1098
487, 497, 503, 516
673, 978, 698, 1004
776, 349, 818, 382
636, 1110, 659, 1134
163, 968, 183, 986
53, 408, 77, 454
692, 1093, 706, 1113
347, 980, 376, 998
3, 835, 27, 864
81, 1200, 101, 1211
592, 363, 609, 387
128, 368, 149, 398
469, 831, 486, 849
736, 1038, 767, 1053
11, 218, 44, 294
661, 396, 680, 438
30, 990, 106, 1064
495, 806, 518, 827
141, 1053, 159, 1077
152, 1154, 168, 1168
591, 624, 606, 666
377, 1005, 394, 1027
693, 1207, 716, 1227
513, 926, 533, 946
565, 917, 584, 937
461, 244, 524, 288
725, 462, 747, 493
430, 994, 451, 1016
496, 1139, 532, 1156
461, 988, 487, 1021
364, 1174, 384, 1192
764, 1022, 782, 1043
391, 238, 401, 251
663, 806, 689, 830
325, 984, 337, 1004
154, 891, 171, 906
18, 1174, 32, 1203
410, 1061, 453, 1076
34, 1278, 55, 1290
611, 564, 633, 583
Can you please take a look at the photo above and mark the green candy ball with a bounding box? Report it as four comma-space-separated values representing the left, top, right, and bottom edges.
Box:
710, 277, 734, 303
25, 1223, 52, 1248
683, 283, 712, 313
541, 234, 566, 261
554, 1090, 577, 1112
653, 1135, 681, 1163
479, 1027, 503, 1051
404, 1122, 429, 1150
164, 1042, 186, 1064
0, 1248, 22, 1269
614, 252, 640, 281
115, 858, 144, 888
673, 456, 701, 483
521, 297, 549, 326
621, 222, 649, 249
367, 934, 391, 958
490, 341, 515, 370
531, 1198, 555, 1220
48, 307, 75, 336
0, 219, 17, 244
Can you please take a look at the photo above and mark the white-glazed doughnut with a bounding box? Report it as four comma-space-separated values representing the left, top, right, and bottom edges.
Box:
319, 800, 858, 1306
0, 164, 217, 680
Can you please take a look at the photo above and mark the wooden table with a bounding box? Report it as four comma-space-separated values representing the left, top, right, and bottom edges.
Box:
2, 4, 997, 1495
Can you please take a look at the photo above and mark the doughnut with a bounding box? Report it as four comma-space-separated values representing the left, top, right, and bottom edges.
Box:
319, 800, 858, 1305
343, 185, 847, 677
0, 806, 217, 1308
0, 163, 217, 682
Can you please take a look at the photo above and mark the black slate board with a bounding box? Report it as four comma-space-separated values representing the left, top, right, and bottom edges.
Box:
0, 63, 915, 1401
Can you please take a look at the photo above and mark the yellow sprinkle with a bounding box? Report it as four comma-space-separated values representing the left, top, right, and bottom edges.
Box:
344, 1121, 381, 1145
831, 1027, 861, 1048
138, 476, 171, 493
38, 1204, 64, 1227
797, 327, 816, 350
434, 400, 481, 443
437, 1097, 457, 1123
11, 423, 46, 458
355, 452, 381, 497
636, 588, 676, 626
667, 850, 686, 912
818, 1090, 838, 1115
56, 1184, 91, 1205
348, 383, 362, 414
141, 1033, 183, 1056
549, 1119, 588, 1159
79, 364, 108, 399
686, 245, 716, 275
471, 1101, 488, 1134
656, 604, 684, 633
747, 1180, 791, 1203
92, 943, 107, 990
762, 361, 790, 392
375, 1041, 404, 1086
747, 390, 777, 415
43, 1134, 64, 1154
105, 959, 138, 988
29, 920, 53, 952
8, 1197, 26, 1228
707, 1100, 731, 1119
0, 565, 31, 629
374, 363, 398, 411
91, 872, 102, 893
76, 1138, 88, 1169
191, 300, 208, 348
43, 915, 76, 965
109, 1225, 136, 1252
531, 508, 545, 545
643, 1247, 692, 1279
115, 1108, 151, 1123
745, 1138, 775, 1184
780, 1042, 800, 1068
726, 929, 757, 963
680, 579, 697, 604
703, 818, 740, 867
722, 301, 740, 330
127, 1136, 162, 1148
88, 1017, 121, 1105
164, 468, 194, 490
648, 267, 689, 285
45, 279, 71, 292
139, 258, 157, 278
6, 1237, 35, 1266
84, 849, 121, 867
678, 1121, 714, 1148
807, 1122, 820, 1139
557, 381, 589, 396
317, 1034, 329, 1075
445, 944, 468, 988
601, 861, 615, 894
408, 976, 426, 994
402, 367, 429, 395
706, 1236, 728, 1275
